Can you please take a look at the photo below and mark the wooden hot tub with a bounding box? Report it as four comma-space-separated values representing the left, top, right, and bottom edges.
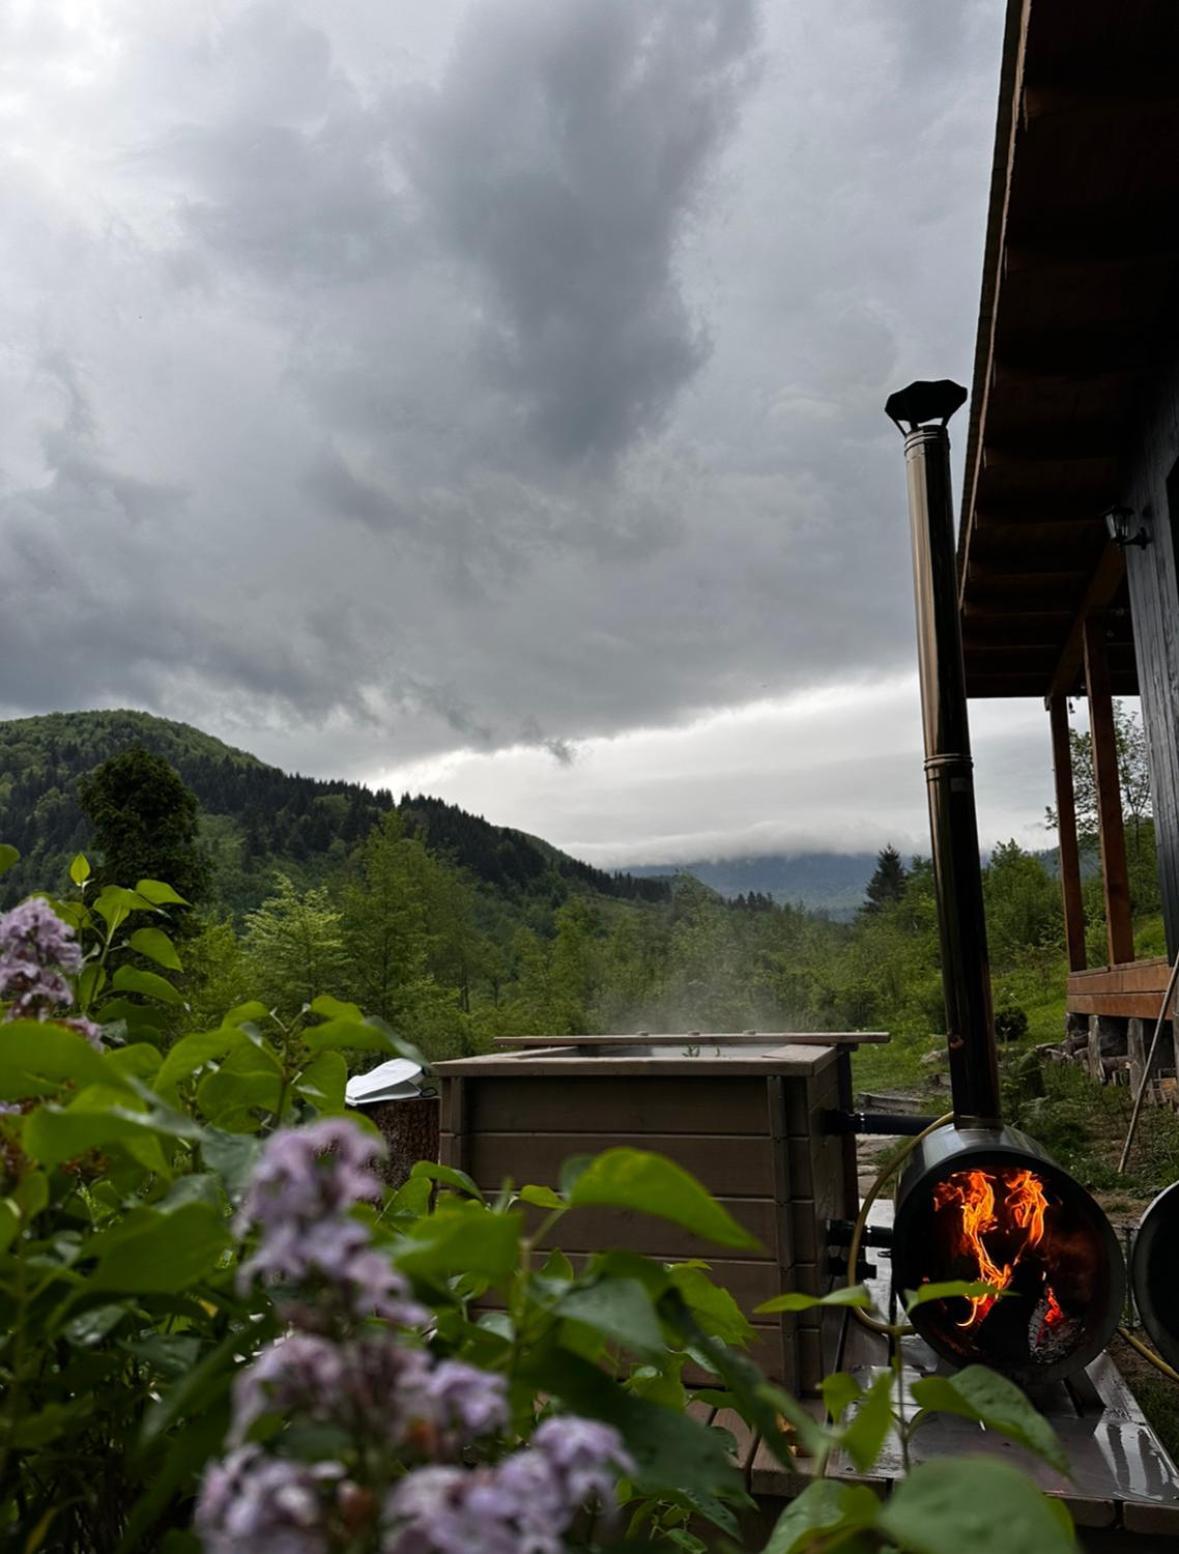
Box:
433, 1032, 884, 1392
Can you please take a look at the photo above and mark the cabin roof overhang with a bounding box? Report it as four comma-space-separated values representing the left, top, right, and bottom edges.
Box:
958, 0, 1179, 699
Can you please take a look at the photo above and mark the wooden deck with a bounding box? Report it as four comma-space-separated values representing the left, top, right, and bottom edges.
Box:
1067, 959, 1172, 1020
700, 1202, 1179, 1550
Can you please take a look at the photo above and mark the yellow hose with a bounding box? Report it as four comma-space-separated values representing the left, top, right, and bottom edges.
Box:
846, 1112, 956, 1335
1119, 1325, 1179, 1385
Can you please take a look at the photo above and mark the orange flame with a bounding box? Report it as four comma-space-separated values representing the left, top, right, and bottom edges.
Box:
931, 1167, 1058, 1330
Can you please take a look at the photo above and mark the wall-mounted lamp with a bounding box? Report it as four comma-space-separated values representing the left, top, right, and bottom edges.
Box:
1104, 506, 1150, 549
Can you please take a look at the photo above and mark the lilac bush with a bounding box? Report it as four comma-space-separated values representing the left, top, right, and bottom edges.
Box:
200, 1119, 632, 1554
0, 897, 83, 1019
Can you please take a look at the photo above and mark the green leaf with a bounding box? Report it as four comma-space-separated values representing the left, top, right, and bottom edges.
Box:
155, 1027, 250, 1091
94, 886, 157, 934
877, 1457, 1075, 1554
12, 1170, 49, 1223
568, 1149, 761, 1251
559, 1154, 593, 1196
557, 1276, 667, 1360
309, 994, 366, 1021
839, 1369, 894, 1473
22, 1086, 203, 1170
224, 1001, 270, 1027
0, 1199, 19, 1254
909, 1366, 1069, 1476
762, 1479, 879, 1554
135, 879, 189, 906
105, 1043, 164, 1083
820, 1371, 863, 1424
525, 1340, 747, 1531
196, 1041, 284, 1130
112, 964, 186, 1006
128, 926, 184, 971
411, 1160, 485, 1200
396, 1202, 523, 1287
519, 1183, 564, 1209
293, 1051, 347, 1114
301, 1018, 403, 1056
0, 843, 19, 877
201, 1129, 261, 1203
0, 1020, 127, 1100
76, 963, 107, 1008
666, 1265, 755, 1348
756, 1284, 872, 1315
88, 1202, 232, 1294
905, 1280, 1004, 1312
69, 852, 91, 886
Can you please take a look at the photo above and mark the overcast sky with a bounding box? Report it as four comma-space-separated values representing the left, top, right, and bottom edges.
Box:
2, 1, 1060, 865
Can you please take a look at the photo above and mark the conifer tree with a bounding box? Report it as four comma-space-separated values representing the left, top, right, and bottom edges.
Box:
863, 844, 908, 914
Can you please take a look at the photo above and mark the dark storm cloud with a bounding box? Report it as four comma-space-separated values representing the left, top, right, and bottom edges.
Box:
0, 0, 1013, 836
405, 0, 759, 465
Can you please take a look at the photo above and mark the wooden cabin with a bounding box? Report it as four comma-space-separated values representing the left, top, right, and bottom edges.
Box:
958, 0, 1179, 1080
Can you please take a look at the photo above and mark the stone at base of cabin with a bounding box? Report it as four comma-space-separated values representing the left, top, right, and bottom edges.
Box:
351, 1096, 440, 1189
1088, 1015, 1128, 1083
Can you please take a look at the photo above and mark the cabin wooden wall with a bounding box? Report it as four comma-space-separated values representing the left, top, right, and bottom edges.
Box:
438, 1060, 850, 1393
1122, 362, 1179, 960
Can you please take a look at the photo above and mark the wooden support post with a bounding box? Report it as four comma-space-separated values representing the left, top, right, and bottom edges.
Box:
1083, 617, 1135, 965
1048, 694, 1087, 971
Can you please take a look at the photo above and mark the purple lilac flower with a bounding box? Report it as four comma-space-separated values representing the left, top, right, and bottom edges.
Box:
241, 1119, 385, 1233
0, 899, 81, 1018
195, 1445, 343, 1554
240, 1213, 426, 1328
232, 1332, 433, 1446
383, 1461, 563, 1554
411, 1361, 508, 1445
532, 1415, 635, 1508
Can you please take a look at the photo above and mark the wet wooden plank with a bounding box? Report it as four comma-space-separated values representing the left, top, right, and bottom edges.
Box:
468, 1075, 769, 1136
492, 1031, 890, 1048
468, 1131, 776, 1198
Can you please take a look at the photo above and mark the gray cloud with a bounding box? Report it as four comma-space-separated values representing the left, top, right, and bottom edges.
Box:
405, 0, 758, 465
0, 0, 1019, 855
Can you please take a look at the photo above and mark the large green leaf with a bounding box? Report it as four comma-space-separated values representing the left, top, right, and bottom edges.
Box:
838, 1369, 894, 1473
820, 1371, 863, 1424
135, 879, 189, 906
112, 964, 186, 1007
568, 1149, 761, 1251
22, 1086, 203, 1170
94, 886, 157, 934
905, 1280, 1002, 1312
201, 1129, 262, 1203
411, 1160, 485, 1200
196, 1041, 284, 1130
69, 852, 91, 886
910, 1366, 1069, 1476
293, 1050, 347, 1114
155, 1027, 251, 1091
877, 1457, 1075, 1554
128, 926, 184, 972
526, 1340, 748, 1533
301, 1018, 402, 1056
396, 1202, 523, 1286
666, 1264, 754, 1348
87, 1202, 232, 1294
558, 1276, 667, 1360
0, 843, 19, 877
0, 1021, 128, 1100
761, 1479, 879, 1554
756, 1285, 872, 1315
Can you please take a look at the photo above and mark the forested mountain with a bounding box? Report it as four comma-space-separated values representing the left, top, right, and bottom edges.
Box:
631, 851, 879, 917
0, 710, 669, 913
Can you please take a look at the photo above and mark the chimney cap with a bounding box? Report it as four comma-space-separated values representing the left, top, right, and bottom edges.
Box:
885, 379, 968, 434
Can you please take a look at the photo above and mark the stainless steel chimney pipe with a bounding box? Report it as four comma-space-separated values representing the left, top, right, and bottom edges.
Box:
886, 380, 1000, 1126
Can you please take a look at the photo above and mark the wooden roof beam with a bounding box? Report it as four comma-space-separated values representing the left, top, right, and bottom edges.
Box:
1047, 544, 1127, 699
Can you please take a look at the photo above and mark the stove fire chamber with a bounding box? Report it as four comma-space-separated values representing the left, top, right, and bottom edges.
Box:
885, 383, 1125, 1382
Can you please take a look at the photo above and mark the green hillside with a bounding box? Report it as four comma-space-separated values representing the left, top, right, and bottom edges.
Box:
0, 709, 669, 914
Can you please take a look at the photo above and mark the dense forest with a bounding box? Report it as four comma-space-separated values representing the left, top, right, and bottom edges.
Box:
0, 707, 1164, 1081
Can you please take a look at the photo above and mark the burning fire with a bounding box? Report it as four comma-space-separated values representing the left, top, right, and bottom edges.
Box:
931, 1166, 1067, 1333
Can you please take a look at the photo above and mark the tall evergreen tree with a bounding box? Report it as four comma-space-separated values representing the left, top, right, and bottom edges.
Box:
78, 745, 210, 903
863, 845, 908, 914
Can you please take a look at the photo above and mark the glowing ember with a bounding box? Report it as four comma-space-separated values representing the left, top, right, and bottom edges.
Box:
931, 1166, 1064, 1333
